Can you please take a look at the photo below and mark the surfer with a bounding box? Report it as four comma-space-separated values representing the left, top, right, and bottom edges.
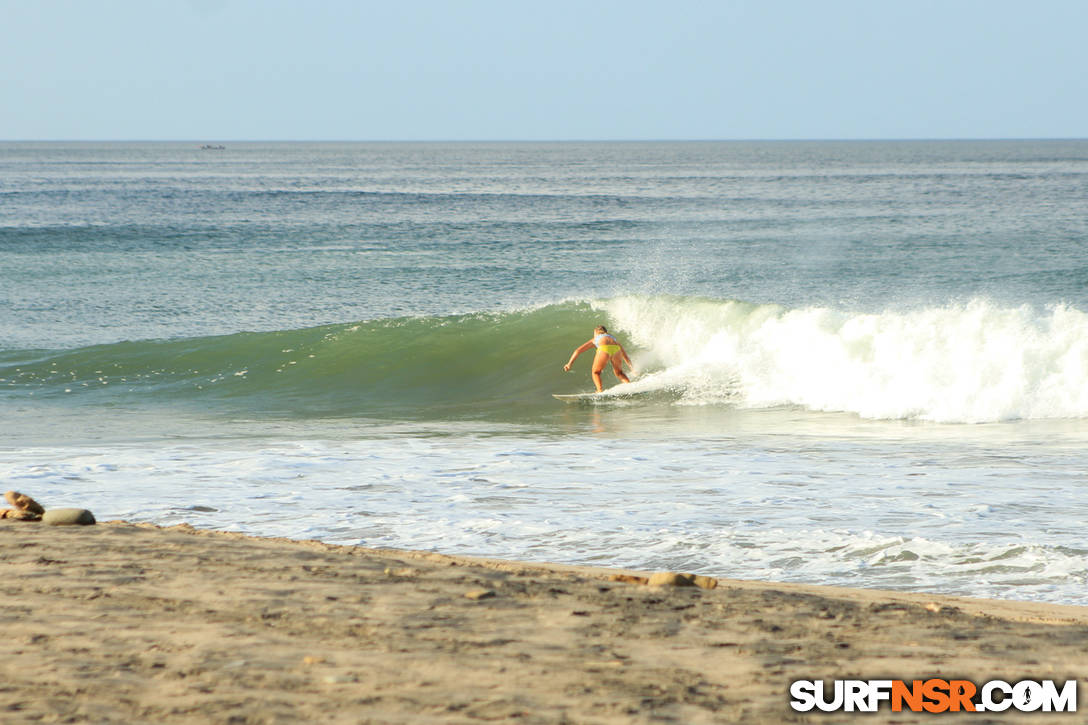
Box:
563, 326, 634, 393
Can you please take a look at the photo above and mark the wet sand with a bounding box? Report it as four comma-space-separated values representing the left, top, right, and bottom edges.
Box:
2, 521, 1086, 723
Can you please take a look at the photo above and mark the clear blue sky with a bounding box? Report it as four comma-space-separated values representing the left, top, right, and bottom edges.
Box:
2, 0, 1085, 140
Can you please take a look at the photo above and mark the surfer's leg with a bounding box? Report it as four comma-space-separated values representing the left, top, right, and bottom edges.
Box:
611, 353, 631, 384
591, 350, 609, 392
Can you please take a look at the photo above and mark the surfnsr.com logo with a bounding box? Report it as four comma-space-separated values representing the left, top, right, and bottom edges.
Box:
790, 679, 1078, 713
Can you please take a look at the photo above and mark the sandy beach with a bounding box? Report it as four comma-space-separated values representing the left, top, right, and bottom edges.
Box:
2, 520, 1086, 724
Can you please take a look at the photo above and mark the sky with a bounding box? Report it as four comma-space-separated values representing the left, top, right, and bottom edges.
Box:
1, 0, 1086, 141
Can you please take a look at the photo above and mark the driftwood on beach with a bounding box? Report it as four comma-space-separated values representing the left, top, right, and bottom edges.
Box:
2, 490, 95, 525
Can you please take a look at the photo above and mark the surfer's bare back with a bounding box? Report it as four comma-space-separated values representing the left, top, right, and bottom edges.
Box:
564, 325, 634, 393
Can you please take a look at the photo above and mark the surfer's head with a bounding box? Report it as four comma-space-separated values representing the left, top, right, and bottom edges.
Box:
594, 325, 608, 335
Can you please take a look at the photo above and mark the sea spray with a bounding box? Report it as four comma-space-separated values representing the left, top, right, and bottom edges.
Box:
598, 295, 1088, 423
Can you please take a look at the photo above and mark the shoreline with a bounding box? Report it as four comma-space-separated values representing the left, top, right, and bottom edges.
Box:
3, 521, 1086, 723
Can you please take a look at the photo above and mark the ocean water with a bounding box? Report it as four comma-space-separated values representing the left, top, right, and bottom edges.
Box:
3, 140, 1088, 604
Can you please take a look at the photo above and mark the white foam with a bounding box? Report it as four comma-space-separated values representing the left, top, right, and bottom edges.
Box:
598, 296, 1088, 423
4, 423, 1088, 605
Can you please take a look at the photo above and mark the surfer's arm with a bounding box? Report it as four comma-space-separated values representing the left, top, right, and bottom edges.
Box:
620, 345, 635, 373
563, 341, 595, 370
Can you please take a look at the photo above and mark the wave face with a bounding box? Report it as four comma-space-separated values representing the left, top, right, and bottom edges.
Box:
600, 296, 1088, 423
7, 296, 1088, 424
0, 303, 595, 419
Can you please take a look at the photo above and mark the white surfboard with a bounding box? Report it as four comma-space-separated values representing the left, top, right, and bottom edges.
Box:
552, 392, 601, 403
553, 385, 660, 403
553, 390, 644, 402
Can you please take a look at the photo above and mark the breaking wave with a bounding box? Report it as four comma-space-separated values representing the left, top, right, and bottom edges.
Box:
6, 295, 1088, 423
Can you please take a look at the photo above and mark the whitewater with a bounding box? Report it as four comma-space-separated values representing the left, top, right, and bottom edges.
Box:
3, 141, 1088, 604
8, 295, 1088, 425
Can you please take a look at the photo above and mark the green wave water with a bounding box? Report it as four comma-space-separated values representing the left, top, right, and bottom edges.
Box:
11, 292, 1088, 424
0, 302, 605, 419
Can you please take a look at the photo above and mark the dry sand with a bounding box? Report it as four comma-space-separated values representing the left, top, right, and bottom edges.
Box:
2, 520, 1086, 724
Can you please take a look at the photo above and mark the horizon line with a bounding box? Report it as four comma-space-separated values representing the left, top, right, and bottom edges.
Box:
3, 137, 1087, 144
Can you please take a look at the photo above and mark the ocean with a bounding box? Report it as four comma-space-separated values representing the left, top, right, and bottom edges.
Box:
3, 140, 1087, 605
